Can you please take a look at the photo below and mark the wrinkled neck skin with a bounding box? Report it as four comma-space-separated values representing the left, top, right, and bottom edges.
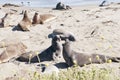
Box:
56, 40, 63, 50
23, 12, 29, 21
63, 41, 72, 57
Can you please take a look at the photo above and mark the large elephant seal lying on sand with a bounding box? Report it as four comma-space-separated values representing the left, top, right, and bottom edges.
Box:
18, 10, 32, 31
0, 42, 27, 63
63, 39, 120, 67
32, 12, 56, 25
39, 14, 56, 24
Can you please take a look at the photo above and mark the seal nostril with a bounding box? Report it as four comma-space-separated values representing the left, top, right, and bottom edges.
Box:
55, 53, 58, 56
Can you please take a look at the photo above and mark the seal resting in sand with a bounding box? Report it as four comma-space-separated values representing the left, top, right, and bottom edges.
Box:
1, 13, 9, 27
55, 2, 71, 10
17, 36, 64, 63
49, 29, 76, 41
51, 35, 64, 62
63, 39, 120, 67
0, 39, 20, 48
18, 10, 32, 31
32, 12, 40, 25
1, 13, 12, 27
39, 14, 56, 24
0, 42, 27, 63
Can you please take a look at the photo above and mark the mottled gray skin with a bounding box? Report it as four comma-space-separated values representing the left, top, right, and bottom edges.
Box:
52, 35, 63, 62
63, 39, 120, 67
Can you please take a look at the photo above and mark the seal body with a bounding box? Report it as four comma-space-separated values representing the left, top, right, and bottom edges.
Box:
0, 39, 20, 48
18, 10, 32, 31
52, 35, 64, 62
39, 14, 56, 24
32, 12, 40, 25
1, 13, 12, 27
0, 42, 27, 63
1, 13, 9, 27
63, 40, 120, 67
56, 2, 66, 10
56, 2, 71, 10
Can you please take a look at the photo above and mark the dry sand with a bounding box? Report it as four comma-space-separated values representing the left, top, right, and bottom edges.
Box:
0, 2, 120, 79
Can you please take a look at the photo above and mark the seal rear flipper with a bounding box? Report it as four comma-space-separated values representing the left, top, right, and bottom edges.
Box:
110, 57, 120, 62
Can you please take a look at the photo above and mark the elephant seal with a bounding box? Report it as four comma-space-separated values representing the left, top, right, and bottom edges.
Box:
32, 12, 40, 25
66, 5, 72, 10
32, 13, 56, 24
39, 14, 56, 24
0, 42, 27, 63
49, 29, 76, 41
17, 36, 64, 63
51, 35, 64, 62
1, 13, 12, 27
63, 39, 120, 67
56, 2, 71, 10
0, 39, 20, 48
56, 2, 66, 10
1, 13, 9, 27
18, 10, 32, 31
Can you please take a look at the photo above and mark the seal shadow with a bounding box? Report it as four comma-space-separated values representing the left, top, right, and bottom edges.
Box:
54, 62, 69, 69
52, 8, 67, 11
12, 25, 24, 31
38, 46, 54, 62
17, 45, 55, 63
37, 62, 69, 72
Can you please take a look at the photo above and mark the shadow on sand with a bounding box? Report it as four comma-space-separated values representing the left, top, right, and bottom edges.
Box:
12, 25, 24, 31
17, 45, 55, 63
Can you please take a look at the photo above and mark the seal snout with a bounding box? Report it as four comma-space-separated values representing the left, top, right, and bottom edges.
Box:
49, 29, 76, 42
51, 34, 64, 62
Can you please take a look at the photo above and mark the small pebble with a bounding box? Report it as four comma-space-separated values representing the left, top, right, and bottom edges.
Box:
60, 24, 64, 26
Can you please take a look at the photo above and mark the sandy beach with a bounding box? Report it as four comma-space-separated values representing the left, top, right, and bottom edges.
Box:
0, 2, 120, 80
